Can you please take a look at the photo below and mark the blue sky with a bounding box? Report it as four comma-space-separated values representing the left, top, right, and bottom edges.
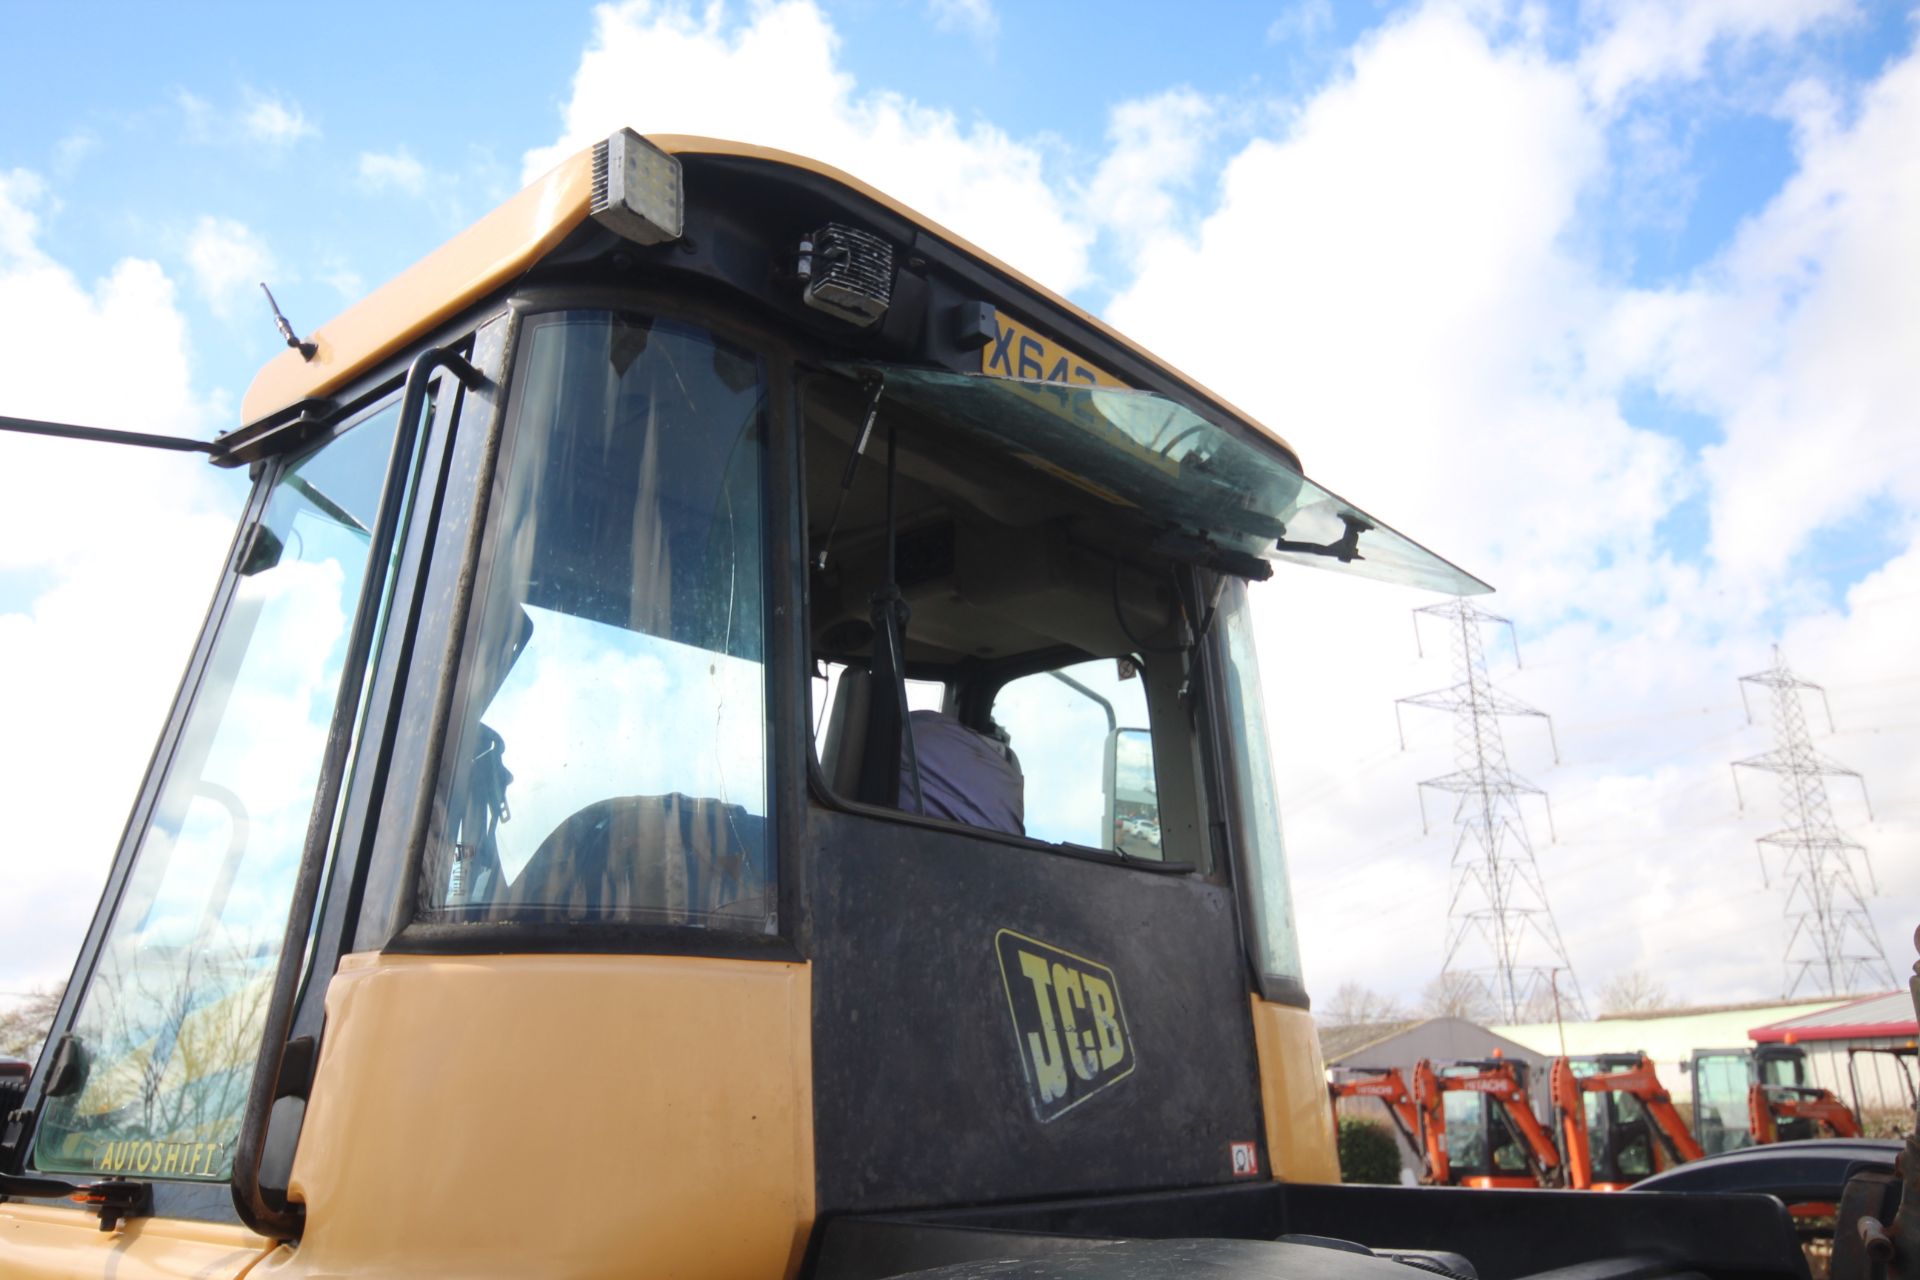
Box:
3, 0, 1918, 1012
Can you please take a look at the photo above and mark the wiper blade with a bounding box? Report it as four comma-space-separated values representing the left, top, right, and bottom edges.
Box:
286, 473, 371, 535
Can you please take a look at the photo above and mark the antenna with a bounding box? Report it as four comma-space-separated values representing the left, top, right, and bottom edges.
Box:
1732, 647, 1892, 998
259, 283, 317, 361
1397, 596, 1582, 1024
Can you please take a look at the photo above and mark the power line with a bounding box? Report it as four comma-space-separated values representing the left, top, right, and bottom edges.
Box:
1731, 646, 1894, 998
1397, 597, 1583, 1023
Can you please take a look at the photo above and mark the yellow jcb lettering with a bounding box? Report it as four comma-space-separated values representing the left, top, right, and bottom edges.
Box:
1083, 974, 1124, 1070
1051, 963, 1098, 1082
163, 1144, 181, 1173
1017, 950, 1069, 1103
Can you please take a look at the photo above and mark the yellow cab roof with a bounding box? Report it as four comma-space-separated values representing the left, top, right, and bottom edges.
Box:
239, 135, 1297, 464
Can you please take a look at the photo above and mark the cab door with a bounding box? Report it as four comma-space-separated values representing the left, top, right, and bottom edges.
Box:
1691, 1050, 1756, 1154
806, 640, 1272, 1212
0, 349, 471, 1277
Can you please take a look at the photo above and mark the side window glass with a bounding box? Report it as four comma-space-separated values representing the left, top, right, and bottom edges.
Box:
990, 659, 1158, 858
418, 313, 771, 932
34, 400, 406, 1182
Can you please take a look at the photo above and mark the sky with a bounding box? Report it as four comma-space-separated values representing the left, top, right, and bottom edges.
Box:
2, 0, 1917, 1019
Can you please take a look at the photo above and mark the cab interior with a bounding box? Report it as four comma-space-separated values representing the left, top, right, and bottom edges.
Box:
800, 371, 1216, 868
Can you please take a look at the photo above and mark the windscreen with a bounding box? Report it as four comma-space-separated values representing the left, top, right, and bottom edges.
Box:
835, 365, 1488, 595
34, 401, 404, 1182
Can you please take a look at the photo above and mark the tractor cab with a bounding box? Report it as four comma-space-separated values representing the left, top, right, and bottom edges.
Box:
0, 130, 1834, 1280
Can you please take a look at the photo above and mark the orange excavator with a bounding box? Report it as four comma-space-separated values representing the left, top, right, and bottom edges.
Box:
1413, 1057, 1561, 1188
1329, 1067, 1421, 1159
1751, 1082, 1862, 1143
1690, 1044, 1862, 1153
1551, 1053, 1704, 1190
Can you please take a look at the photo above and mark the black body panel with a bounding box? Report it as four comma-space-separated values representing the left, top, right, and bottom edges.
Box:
1632, 1138, 1899, 1200
812, 1182, 1809, 1280
804, 805, 1265, 1212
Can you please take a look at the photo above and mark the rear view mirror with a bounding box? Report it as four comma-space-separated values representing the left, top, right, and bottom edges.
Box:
1105, 727, 1161, 859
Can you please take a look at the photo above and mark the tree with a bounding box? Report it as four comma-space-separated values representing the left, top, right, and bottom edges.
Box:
1420, 971, 1500, 1022
1598, 970, 1672, 1016
1320, 981, 1410, 1026
1337, 1116, 1404, 1184
0, 983, 65, 1060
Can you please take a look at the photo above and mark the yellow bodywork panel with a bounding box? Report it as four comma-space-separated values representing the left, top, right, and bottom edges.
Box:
0, 1201, 275, 1279
1249, 997, 1341, 1184
253, 951, 814, 1280
238, 150, 595, 427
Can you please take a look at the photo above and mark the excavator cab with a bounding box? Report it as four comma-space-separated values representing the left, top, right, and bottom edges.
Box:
1412, 1058, 1559, 1188
1692, 1046, 1794, 1153
1691, 1044, 1848, 1153
1563, 1055, 1657, 1185
1551, 1053, 1702, 1190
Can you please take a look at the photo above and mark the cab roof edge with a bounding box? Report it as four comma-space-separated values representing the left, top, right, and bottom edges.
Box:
238, 131, 1296, 469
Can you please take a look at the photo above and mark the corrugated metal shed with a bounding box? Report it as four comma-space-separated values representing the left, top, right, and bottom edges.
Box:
1750, 991, 1915, 1043
1494, 998, 1845, 1104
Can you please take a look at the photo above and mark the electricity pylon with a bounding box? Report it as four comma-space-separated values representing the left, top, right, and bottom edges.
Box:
1397, 598, 1583, 1024
1733, 647, 1892, 998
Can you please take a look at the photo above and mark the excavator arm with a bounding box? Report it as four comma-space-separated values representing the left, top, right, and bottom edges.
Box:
1412, 1059, 1452, 1186
1551, 1058, 1597, 1190
1493, 1082, 1564, 1185
1751, 1083, 1862, 1142
1329, 1068, 1421, 1156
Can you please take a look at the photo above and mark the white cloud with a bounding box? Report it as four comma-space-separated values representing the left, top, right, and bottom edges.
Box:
1606, 53, 1920, 585
0, 170, 240, 993
1578, 0, 1858, 109
1108, 4, 1661, 605
185, 215, 277, 319
1268, 0, 1334, 46
524, 0, 1092, 293
1102, 2, 1920, 1007
319, 259, 365, 299
175, 89, 215, 141
240, 92, 318, 146
357, 146, 430, 196
928, 0, 998, 42
175, 87, 318, 147
52, 131, 98, 178
1084, 89, 1216, 252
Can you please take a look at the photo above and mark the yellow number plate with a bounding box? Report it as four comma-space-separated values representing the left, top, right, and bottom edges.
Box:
981, 312, 1126, 388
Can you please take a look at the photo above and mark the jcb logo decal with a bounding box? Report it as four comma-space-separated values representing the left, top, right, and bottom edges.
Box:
995, 929, 1134, 1122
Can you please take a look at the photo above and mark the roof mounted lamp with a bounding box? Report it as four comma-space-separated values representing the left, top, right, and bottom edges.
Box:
590, 128, 685, 246
797, 222, 894, 327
